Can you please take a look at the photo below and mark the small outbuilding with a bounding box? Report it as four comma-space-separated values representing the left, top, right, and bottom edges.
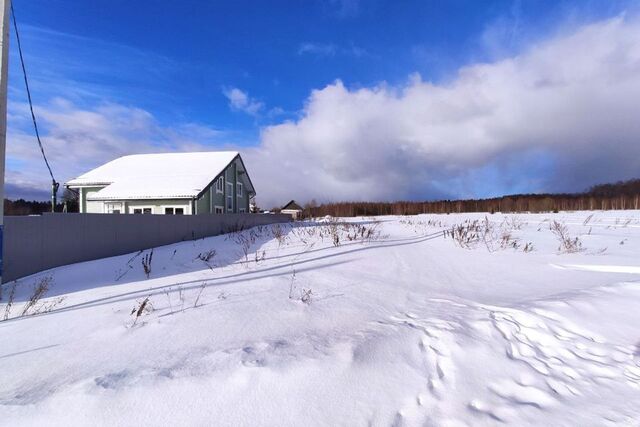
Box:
281, 200, 304, 219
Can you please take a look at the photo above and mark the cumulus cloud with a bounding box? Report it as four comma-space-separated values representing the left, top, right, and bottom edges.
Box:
222, 87, 264, 116
245, 16, 640, 207
8, 16, 640, 209
6, 98, 225, 197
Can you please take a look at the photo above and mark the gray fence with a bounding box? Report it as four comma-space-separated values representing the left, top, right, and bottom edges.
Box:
2, 213, 291, 282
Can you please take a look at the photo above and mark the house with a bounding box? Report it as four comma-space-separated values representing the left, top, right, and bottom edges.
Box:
281, 200, 304, 219
66, 151, 255, 215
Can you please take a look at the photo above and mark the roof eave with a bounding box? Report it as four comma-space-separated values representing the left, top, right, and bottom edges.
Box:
87, 195, 196, 201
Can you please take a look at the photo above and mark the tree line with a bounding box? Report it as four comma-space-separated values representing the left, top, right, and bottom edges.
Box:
303, 178, 640, 218
5, 178, 640, 216
4, 189, 78, 215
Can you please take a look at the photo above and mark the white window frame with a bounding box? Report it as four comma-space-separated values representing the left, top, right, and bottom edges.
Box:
214, 205, 224, 214
104, 202, 123, 214
239, 208, 246, 213
130, 206, 154, 214
215, 176, 224, 194
162, 205, 188, 215
237, 182, 243, 198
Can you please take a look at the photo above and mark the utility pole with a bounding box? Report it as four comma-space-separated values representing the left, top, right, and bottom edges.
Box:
0, 0, 10, 283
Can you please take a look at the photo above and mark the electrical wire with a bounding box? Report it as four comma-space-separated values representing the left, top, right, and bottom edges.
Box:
10, 3, 56, 184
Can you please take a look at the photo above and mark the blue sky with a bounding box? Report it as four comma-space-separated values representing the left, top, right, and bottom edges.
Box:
6, 0, 640, 205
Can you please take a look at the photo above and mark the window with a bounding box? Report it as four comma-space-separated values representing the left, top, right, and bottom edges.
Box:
105, 202, 122, 214
165, 207, 184, 215
226, 181, 234, 212
133, 208, 153, 214
239, 208, 246, 213
215, 176, 224, 193
214, 206, 224, 214
237, 182, 243, 198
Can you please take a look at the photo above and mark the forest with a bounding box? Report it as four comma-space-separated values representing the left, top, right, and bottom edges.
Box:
5, 178, 640, 216
303, 178, 640, 217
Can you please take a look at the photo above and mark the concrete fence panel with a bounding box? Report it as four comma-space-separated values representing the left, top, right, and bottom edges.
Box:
3, 213, 292, 282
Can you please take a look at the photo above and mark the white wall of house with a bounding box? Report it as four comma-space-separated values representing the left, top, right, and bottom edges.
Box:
86, 200, 104, 213
123, 199, 192, 215
75, 189, 193, 214
78, 186, 107, 213
281, 209, 302, 219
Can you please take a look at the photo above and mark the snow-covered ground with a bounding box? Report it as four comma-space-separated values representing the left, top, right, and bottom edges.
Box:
1, 211, 640, 426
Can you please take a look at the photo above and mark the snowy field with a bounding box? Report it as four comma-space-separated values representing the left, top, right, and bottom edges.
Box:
1, 211, 640, 426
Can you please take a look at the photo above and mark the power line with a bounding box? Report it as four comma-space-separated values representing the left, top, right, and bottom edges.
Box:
10, 2, 56, 184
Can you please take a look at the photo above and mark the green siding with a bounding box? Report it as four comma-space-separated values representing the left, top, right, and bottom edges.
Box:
236, 166, 251, 212
194, 157, 253, 214
196, 189, 210, 214
211, 185, 225, 212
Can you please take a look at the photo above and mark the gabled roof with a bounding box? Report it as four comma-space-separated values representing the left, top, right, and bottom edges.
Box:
66, 151, 247, 200
282, 200, 303, 211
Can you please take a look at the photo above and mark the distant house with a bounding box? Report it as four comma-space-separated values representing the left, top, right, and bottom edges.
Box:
281, 200, 303, 219
66, 151, 256, 215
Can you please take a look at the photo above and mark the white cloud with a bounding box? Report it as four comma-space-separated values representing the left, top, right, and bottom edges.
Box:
245, 16, 640, 207
222, 87, 264, 116
298, 42, 368, 58
298, 42, 338, 57
6, 99, 226, 197
9, 16, 640, 210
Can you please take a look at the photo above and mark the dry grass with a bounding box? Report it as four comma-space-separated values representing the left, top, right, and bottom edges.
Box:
446, 216, 532, 252
142, 249, 154, 278
130, 296, 153, 326
1, 276, 64, 321
550, 220, 585, 253
2, 282, 17, 321
21, 276, 53, 316
197, 249, 217, 263
194, 282, 206, 308
300, 288, 313, 305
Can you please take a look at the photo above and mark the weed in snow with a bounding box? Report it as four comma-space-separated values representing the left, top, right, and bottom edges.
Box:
197, 250, 217, 263
447, 216, 531, 252
194, 282, 206, 308
300, 288, 313, 305
550, 221, 585, 253
2, 282, 17, 321
130, 296, 153, 327
288, 269, 313, 305
21, 276, 53, 316
142, 249, 154, 278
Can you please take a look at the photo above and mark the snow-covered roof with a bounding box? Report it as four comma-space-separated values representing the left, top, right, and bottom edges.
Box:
66, 151, 243, 200
282, 200, 303, 211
